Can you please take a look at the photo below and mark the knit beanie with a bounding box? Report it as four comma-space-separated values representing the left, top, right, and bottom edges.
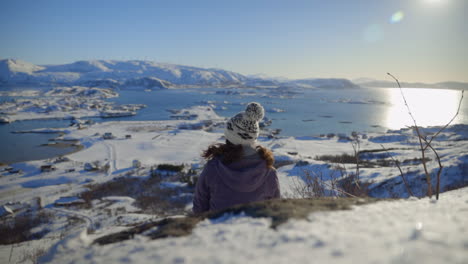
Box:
224, 102, 265, 146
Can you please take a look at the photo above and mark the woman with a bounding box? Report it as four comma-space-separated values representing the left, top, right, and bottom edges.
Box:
193, 102, 280, 214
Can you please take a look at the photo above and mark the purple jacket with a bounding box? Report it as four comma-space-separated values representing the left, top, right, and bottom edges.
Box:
192, 152, 280, 214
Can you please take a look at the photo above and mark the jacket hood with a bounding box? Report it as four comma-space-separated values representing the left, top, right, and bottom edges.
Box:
213, 154, 270, 193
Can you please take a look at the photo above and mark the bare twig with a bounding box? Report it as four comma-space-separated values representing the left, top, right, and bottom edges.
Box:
305, 168, 360, 198
387, 72, 433, 197
315, 176, 359, 198
380, 144, 414, 197
290, 167, 360, 198
388, 73, 465, 199
351, 137, 361, 185
421, 137, 444, 200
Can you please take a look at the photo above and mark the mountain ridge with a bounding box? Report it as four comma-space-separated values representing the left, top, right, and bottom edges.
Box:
0, 58, 249, 88
353, 77, 468, 90
1, 58, 467, 90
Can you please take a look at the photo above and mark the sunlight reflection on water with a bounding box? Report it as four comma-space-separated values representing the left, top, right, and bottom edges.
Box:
384, 88, 465, 130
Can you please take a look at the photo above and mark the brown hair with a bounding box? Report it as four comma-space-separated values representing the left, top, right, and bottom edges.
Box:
202, 142, 275, 168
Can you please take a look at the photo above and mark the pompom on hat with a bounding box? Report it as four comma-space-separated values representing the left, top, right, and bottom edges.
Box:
224, 102, 264, 146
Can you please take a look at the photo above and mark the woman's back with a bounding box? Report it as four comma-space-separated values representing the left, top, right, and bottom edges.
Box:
192, 102, 280, 213
193, 149, 280, 213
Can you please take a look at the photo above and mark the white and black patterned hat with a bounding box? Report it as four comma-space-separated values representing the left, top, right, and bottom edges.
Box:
224, 102, 264, 146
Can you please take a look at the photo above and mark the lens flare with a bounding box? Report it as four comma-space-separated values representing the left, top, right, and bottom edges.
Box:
390, 11, 405, 24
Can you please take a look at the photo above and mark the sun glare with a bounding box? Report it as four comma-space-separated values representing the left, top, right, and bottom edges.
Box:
424, 0, 445, 4
384, 88, 462, 130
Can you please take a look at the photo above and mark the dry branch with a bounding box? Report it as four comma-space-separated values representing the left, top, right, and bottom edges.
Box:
380, 144, 414, 197
387, 72, 433, 197
387, 73, 465, 199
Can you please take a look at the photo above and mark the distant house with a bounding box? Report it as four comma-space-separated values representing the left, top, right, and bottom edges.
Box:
84, 162, 100, 171
54, 196, 85, 206
103, 132, 115, 140
54, 156, 70, 163
69, 117, 82, 127
133, 160, 142, 168
40, 165, 56, 173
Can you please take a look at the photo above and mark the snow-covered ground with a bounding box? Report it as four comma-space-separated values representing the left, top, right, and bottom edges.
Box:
0, 86, 145, 122
40, 187, 468, 264
0, 105, 467, 263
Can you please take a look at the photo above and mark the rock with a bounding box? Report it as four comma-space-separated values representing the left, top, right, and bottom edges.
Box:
0, 205, 14, 217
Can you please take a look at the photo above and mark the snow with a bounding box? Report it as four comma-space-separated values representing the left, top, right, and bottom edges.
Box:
39, 187, 468, 264
0, 95, 467, 263
65, 107, 224, 169
289, 78, 361, 89
0, 86, 145, 122
0, 59, 248, 88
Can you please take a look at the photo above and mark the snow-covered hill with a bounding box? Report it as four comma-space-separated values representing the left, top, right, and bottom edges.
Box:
0, 59, 248, 88
353, 77, 468, 90
290, 78, 361, 89
0, 59, 361, 89
40, 187, 468, 264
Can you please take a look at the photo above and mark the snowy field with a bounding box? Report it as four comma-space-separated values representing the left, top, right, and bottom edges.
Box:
0, 104, 467, 263
40, 187, 468, 264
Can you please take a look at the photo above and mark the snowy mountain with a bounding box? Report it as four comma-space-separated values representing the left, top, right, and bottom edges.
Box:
289, 78, 361, 89
0, 58, 363, 89
354, 77, 468, 90
0, 59, 248, 88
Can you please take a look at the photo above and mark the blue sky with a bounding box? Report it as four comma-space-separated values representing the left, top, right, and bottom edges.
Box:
1, 0, 466, 82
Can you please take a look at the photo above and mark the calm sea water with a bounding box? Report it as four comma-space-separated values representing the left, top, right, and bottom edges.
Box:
1, 87, 467, 164
0, 119, 78, 164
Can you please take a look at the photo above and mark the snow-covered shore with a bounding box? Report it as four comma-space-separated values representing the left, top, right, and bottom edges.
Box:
0, 105, 467, 263
0, 86, 145, 122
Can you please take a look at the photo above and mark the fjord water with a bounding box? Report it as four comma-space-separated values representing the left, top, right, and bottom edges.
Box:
0, 87, 466, 164
108, 87, 467, 135
0, 119, 78, 164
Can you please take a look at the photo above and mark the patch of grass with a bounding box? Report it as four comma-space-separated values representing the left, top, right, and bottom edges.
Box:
315, 153, 356, 164
0, 210, 54, 245
19, 247, 48, 264
210, 197, 377, 228
273, 160, 295, 169
156, 164, 184, 172
315, 153, 395, 168
80, 177, 142, 207
93, 197, 380, 245
79, 172, 193, 215
358, 148, 401, 154
337, 174, 373, 198
135, 187, 189, 215
401, 157, 431, 166
290, 167, 374, 198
